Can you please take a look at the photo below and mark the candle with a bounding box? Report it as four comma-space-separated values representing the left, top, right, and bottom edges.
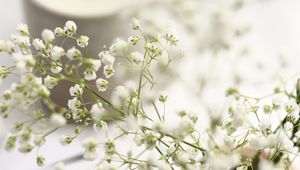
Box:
23, 0, 136, 52
31, 0, 133, 18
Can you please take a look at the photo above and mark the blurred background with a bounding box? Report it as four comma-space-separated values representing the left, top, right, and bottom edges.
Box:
1, 0, 300, 169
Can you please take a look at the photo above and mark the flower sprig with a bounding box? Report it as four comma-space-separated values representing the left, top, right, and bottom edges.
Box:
1, 18, 300, 170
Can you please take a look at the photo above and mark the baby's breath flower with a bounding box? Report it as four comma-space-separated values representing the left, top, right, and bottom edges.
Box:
45, 43, 52, 53
32, 38, 45, 50
96, 78, 109, 92
111, 86, 130, 108
130, 52, 144, 64
158, 92, 168, 103
11, 34, 30, 46
50, 46, 65, 60
53, 162, 66, 170
128, 35, 140, 45
88, 59, 102, 72
66, 47, 81, 60
83, 137, 98, 161
59, 135, 73, 146
50, 113, 67, 127
109, 38, 128, 56
2, 90, 12, 100
130, 18, 140, 30
93, 120, 108, 133
4, 40, 15, 54
77, 35, 89, 48
98, 51, 115, 66
19, 144, 34, 153
34, 135, 46, 147
84, 68, 97, 81
90, 102, 106, 121
163, 33, 178, 45
64, 20, 77, 36
16, 24, 29, 36
44, 75, 58, 89
104, 139, 115, 156
50, 61, 63, 74
5, 136, 17, 151
54, 27, 64, 36
41, 29, 55, 43
67, 97, 79, 109
69, 84, 83, 97
12, 52, 35, 72
285, 100, 300, 123
0, 102, 8, 118
36, 156, 45, 167
103, 65, 114, 79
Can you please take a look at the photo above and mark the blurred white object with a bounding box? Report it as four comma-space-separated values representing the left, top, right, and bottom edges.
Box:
31, 0, 132, 18
24, 0, 132, 54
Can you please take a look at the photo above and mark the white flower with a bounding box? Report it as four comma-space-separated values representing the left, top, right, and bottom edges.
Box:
11, 34, 30, 46
84, 69, 97, 81
98, 51, 115, 65
50, 113, 67, 127
89, 59, 102, 71
54, 27, 64, 36
249, 136, 268, 149
103, 65, 114, 78
50, 62, 63, 74
66, 47, 81, 60
130, 52, 144, 64
258, 116, 271, 132
285, 100, 300, 123
34, 135, 45, 147
12, 52, 35, 72
16, 24, 29, 36
174, 151, 190, 165
130, 18, 140, 30
50, 46, 65, 60
111, 86, 130, 108
41, 29, 55, 42
69, 84, 83, 97
0, 40, 5, 52
2, 90, 12, 100
64, 20, 77, 35
44, 75, 58, 89
32, 39, 45, 50
18, 144, 33, 153
96, 78, 109, 92
158, 91, 168, 103
53, 162, 66, 170
4, 41, 15, 54
68, 97, 80, 111
59, 135, 72, 146
90, 103, 106, 121
77, 35, 89, 48
83, 137, 98, 161
51, 66, 62, 74
109, 38, 128, 56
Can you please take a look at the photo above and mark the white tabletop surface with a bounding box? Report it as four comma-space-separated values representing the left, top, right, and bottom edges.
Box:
1, 0, 300, 169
